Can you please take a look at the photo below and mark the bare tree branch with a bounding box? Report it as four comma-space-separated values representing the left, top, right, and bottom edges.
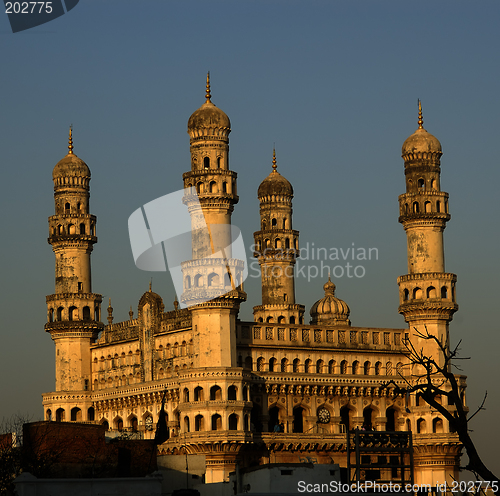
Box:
381, 327, 499, 492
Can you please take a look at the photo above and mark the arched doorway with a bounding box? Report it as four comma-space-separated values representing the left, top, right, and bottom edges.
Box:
340, 405, 353, 432
228, 414, 238, 430
363, 406, 375, 430
268, 405, 280, 432
386, 407, 396, 431
251, 404, 263, 432
293, 406, 305, 433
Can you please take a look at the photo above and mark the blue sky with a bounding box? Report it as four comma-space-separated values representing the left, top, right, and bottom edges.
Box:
0, 0, 499, 473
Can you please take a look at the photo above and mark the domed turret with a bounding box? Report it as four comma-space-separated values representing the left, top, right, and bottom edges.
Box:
402, 100, 442, 159
138, 282, 165, 313
257, 150, 293, 198
187, 73, 230, 137
52, 128, 90, 181
253, 149, 304, 324
310, 276, 350, 325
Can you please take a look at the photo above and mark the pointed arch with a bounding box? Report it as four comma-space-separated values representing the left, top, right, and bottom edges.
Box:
316, 359, 324, 373
363, 361, 371, 375
328, 359, 336, 374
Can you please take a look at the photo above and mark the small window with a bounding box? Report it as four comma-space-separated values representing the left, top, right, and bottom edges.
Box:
204, 157, 210, 169
83, 306, 91, 320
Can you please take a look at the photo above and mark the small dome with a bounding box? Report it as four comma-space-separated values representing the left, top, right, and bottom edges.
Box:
187, 74, 230, 134
52, 128, 90, 180
188, 101, 230, 133
258, 170, 293, 198
402, 101, 442, 157
402, 128, 442, 156
310, 277, 350, 325
257, 150, 293, 198
52, 153, 90, 180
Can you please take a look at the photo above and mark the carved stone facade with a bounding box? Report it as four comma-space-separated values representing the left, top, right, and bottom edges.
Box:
42, 85, 464, 485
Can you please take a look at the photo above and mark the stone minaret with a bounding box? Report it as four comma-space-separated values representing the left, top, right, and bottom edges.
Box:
253, 150, 304, 324
397, 102, 458, 365
45, 129, 103, 392
181, 74, 246, 368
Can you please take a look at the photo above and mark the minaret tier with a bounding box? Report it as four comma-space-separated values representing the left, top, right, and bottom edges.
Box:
181, 75, 246, 368
45, 129, 103, 393
398, 102, 458, 366
183, 74, 239, 261
253, 150, 304, 324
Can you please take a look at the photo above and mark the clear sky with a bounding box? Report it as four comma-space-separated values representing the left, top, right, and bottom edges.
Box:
0, 0, 499, 474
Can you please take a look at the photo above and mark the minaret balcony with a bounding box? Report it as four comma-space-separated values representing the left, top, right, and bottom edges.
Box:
48, 234, 98, 245
398, 301, 459, 322
398, 192, 450, 222
183, 169, 236, 179
46, 293, 103, 325
398, 272, 457, 312
399, 212, 450, 224
44, 320, 103, 334
46, 292, 103, 302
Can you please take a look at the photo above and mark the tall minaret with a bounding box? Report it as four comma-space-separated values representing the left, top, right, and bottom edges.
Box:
397, 102, 458, 364
181, 74, 246, 368
253, 150, 304, 324
45, 129, 103, 392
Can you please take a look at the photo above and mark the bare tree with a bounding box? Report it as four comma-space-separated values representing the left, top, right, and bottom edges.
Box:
0, 413, 32, 495
385, 328, 498, 492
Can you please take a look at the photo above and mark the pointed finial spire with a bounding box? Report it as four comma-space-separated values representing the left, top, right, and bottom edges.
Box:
107, 298, 113, 325
272, 148, 277, 171
68, 126, 74, 154
323, 274, 336, 295
149, 280, 152, 292
205, 72, 211, 102
418, 99, 424, 129
173, 296, 179, 311
129, 306, 134, 320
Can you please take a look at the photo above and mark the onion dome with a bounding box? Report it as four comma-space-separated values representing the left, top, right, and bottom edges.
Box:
187, 73, 230, 135
310, 276, 350, 325
257, 149, 293, 198
402, 100, 442, 158
52, 128, 90, 180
